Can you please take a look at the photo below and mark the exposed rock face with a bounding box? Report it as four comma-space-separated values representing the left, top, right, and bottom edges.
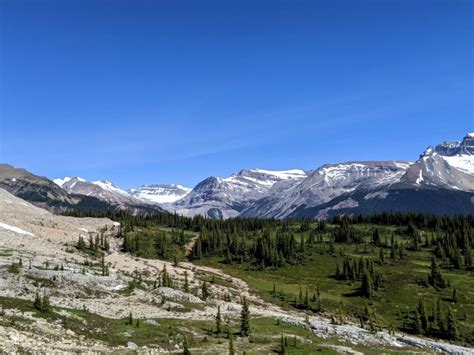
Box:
172, 169, 307, 218
51, 176, 165, 214
57, 177, 143, 206
404, 133, 474, 191
0, 164, 110, 213
434, 133, 474, 155
241, 161, 412, 218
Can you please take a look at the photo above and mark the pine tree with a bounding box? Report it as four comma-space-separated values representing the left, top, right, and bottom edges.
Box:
33, 292, 42, 311
361, 269, 374, 299
101, 253, 106, 276
202, 281, 210, 300
464, 248, 472, 268
379, 248, 385, 265
417, 298, 428, 333
216, 305, 222, 334
183, 335, 191, 355
372, 228, 380, 246
184, 271, 190, 293
127, 311, 133, 325
452, 287, 458, 303
414, 312, 422, 334
428, 255, 446, 289
41, 290, 50, 312
228, 332, 235, 355
279, 334, 286, 354
435, 297, 444, 332
446, 307, 459, 340
240, 297, 250, 337
390, 242, 396, 260
304, 287, 309, 309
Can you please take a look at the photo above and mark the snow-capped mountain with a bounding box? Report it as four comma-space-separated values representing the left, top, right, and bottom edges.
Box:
171, 169, 307, 218
241, 161, 412, 218
9, 132, 471, 219
0, 165, 115, 213
403, 133, 474, 191
129, 184, 191, 204
54, 177, 150, 207
287, 133, 474, 219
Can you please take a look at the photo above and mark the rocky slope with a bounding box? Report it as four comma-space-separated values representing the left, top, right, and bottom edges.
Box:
288, 133, 474, 219
4, 133, 472, 219
54, 176, 150, 207
241, 161, 412, 218
404, 133, 474, 191
0, 164, 111, 213
0, 188, 472, 353
172, 169, 307, 218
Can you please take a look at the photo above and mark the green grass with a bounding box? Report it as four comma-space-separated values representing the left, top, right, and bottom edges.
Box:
195, 224, 474, 346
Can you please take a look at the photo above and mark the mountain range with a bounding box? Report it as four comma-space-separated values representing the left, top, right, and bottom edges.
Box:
1, 133, 473, 218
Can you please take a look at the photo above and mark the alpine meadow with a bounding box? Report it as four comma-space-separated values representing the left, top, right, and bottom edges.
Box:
0, 0, 472, 353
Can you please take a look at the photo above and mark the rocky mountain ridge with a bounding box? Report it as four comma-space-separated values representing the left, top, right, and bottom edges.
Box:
3, 132, 472, 219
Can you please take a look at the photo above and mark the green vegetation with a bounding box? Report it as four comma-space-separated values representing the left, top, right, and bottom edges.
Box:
64, 210, 474, 346
0, 296, 384, 354
192, 214, 474, 346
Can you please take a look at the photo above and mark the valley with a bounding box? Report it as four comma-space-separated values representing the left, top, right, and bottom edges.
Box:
1, 187, 472, 353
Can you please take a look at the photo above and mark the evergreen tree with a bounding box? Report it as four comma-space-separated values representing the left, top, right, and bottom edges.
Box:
216, 305, 222, 334
304, 287, 309, 309
33, 292, 42, 311
361, 268, 374, 299
41, 290, 50, 312
446, 307, 459, 340
184, 271, 190, 293
279, 334, 286, 355
127, 311, 133, 325
183, 336, 191, 355
428, 256, 446, 289
390, 242, 396, 260
452, 287, 458, 303
379, 248, 385, 265
228, 333, 235, 355
240, 297, 250, 337
202, 281, 210, 300
372, 228, 380, 246
417, 298, 428, 333
435, 297, 444, 332
414, 312, 422, 334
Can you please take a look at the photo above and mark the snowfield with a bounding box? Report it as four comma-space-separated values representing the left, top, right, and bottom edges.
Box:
0, 222, 34, 236
442, 154, 474, 175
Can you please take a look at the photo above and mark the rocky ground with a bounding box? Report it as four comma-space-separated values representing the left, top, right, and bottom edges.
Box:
0, 188, 472, 354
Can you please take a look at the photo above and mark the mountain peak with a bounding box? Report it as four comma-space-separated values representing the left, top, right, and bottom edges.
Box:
130, 183, 191, 204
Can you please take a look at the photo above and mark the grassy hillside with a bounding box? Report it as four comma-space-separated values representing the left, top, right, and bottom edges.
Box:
195, 221, 474, 347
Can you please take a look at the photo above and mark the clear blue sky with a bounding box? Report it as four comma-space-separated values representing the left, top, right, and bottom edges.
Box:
0, 0, 472, 189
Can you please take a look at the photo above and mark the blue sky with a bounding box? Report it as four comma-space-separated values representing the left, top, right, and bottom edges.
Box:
0, 0, 472, 188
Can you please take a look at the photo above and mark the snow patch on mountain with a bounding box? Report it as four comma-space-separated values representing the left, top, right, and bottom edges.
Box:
241, 161, 411, 219
364, 191, 389, 200
92, 180, 130, 196
171, 169, 308, 218
130, 184, 192, 204
442, 155, 474, 175
404, 133, 474, 191
53, 177, 72, 187
0, 222, 34, 236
